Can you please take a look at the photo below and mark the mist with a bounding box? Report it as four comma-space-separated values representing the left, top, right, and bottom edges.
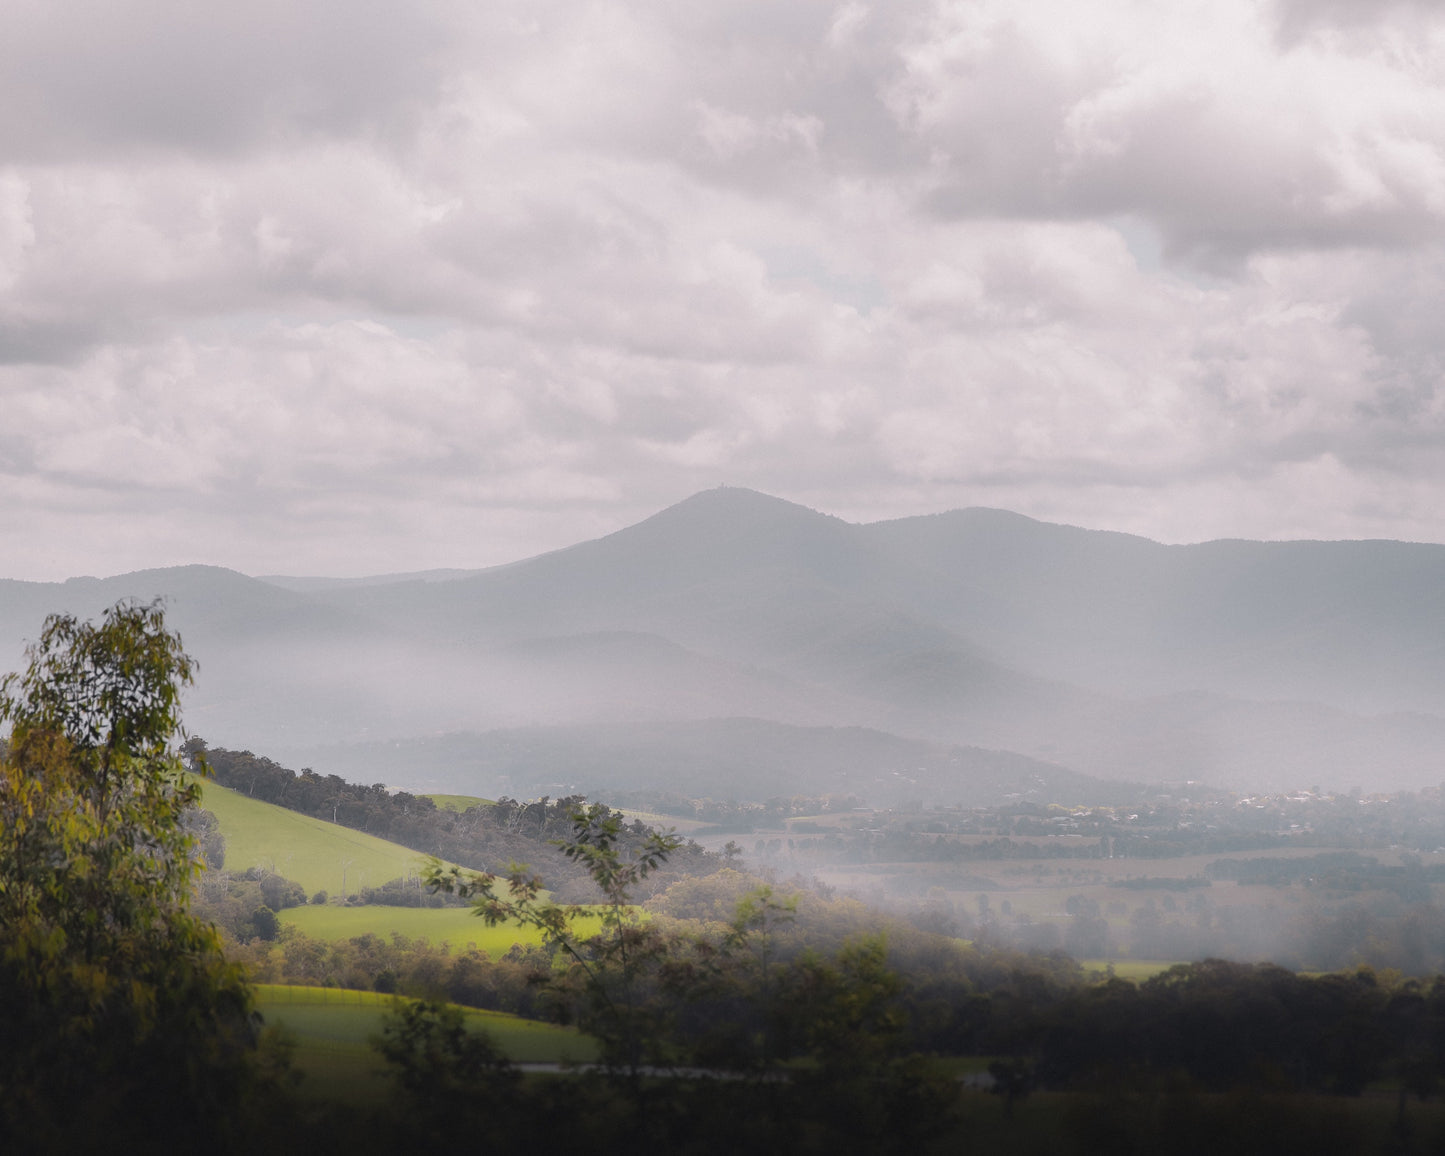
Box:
9, 485, 1445, 985
5, 488, 1441, 800
8, 484, 1445, 976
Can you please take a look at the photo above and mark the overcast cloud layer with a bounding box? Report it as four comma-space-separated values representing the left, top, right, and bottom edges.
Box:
4, 0, 1445, 579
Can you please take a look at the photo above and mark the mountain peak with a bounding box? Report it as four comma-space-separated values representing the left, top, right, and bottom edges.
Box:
652, 486, 840, 524
589, 488, 835, 547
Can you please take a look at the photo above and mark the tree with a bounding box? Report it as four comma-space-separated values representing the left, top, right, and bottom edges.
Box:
0, 601, 263, 1148
425, 803, 683, 1081
372, 998, 520, 1144
776, 936, 958, 1154
723, 884, 797, 1071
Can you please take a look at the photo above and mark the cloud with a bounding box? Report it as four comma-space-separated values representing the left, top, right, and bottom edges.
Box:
1, 0, 1445, 578
896, 1, 1445, 262
0, 0, 455, 161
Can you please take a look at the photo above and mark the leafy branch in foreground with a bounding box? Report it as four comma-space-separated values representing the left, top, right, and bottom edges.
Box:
425, 803, 683, 1078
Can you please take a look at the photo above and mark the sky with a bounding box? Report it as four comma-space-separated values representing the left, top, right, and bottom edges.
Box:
4, 0, 1445, 580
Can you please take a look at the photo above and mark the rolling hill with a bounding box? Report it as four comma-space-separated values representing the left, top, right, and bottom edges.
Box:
198, 779, 433, 897
198, 779, 615, 951
290, 718, 1134, 807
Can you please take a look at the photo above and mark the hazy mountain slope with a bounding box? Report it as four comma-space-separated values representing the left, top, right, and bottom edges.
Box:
0, 566, 427, 747
468, 630, 865, 729
858, 509, 1445, 713
0, 564, 380, 665
276, 718, 1133, 809
303, 488, 1445, 790
302, 488, 1074, 735
4, 487, 1443, 795
258, 568, 487, 592
313, 486, 1445, 718
312, 488, 868, 645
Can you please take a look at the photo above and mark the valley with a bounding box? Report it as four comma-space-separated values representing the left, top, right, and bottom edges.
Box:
10, 492, 1445, 1151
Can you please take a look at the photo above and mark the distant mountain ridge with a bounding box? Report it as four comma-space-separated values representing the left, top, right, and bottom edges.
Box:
3, 487, 1443, 796
288, 718, 1135, 809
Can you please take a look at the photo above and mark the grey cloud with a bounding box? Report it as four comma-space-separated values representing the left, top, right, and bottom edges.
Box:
4, 0, 1445, 581
1069, 105, 1445, 267
0, 317, 111, 366
0, 0, 455, 160
1340, 250, 1445, 360
433, 1, 928, 194
1273, 0, 1445, 46
894, 6, 1445, 267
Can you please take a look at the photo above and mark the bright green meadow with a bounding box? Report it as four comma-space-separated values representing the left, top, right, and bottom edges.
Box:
1080, 959, 1185, 981
254, 984, 597, 1102
199, 780, 436, 897
279, 902, 613, 952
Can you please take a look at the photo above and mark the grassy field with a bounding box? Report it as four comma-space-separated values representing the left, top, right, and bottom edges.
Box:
424, 793, 494, 812
254, 984, 597, 1102
1079, 959, 1184, 981
199, 780, 437, 897
279, 903, 612, 952
609, 808, 712, 835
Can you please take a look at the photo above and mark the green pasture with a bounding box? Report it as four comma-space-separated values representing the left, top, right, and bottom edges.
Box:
609, 808, 711, 835
199, 780, 437, 897
1080, 959, 1185, 981
279, 903, 612, 953
424, 793, 494, 812
254, 984, 597, 1103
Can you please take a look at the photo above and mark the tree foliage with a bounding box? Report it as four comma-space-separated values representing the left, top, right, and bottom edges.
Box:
426, 803, 685, 1078
371, 998, 520, 1144
0, 601, 262, 1149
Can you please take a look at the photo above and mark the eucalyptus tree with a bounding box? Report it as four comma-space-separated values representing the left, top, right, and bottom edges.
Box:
0, 602, 263, 1148
426, 803, 683, 1081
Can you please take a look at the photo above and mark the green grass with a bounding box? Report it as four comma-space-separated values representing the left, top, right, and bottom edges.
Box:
424, 793, 494, 812
279, 903, 612, 952
1081, 959, 1186, 981
254, 984, 597, 1103
199, 780, 437, 897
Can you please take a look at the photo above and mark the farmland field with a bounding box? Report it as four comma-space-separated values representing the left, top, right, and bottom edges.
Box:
199, 779, 436, 896
608, 808, 712, 835
279, 903, 612, 951
1079, 959, 1184, 981
424, 793, 494, 812
254, 984, 597, 1102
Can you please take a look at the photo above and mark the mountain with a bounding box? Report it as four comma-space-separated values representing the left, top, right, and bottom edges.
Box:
3, 487, 1443, 796
284, 719, 1131, 809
